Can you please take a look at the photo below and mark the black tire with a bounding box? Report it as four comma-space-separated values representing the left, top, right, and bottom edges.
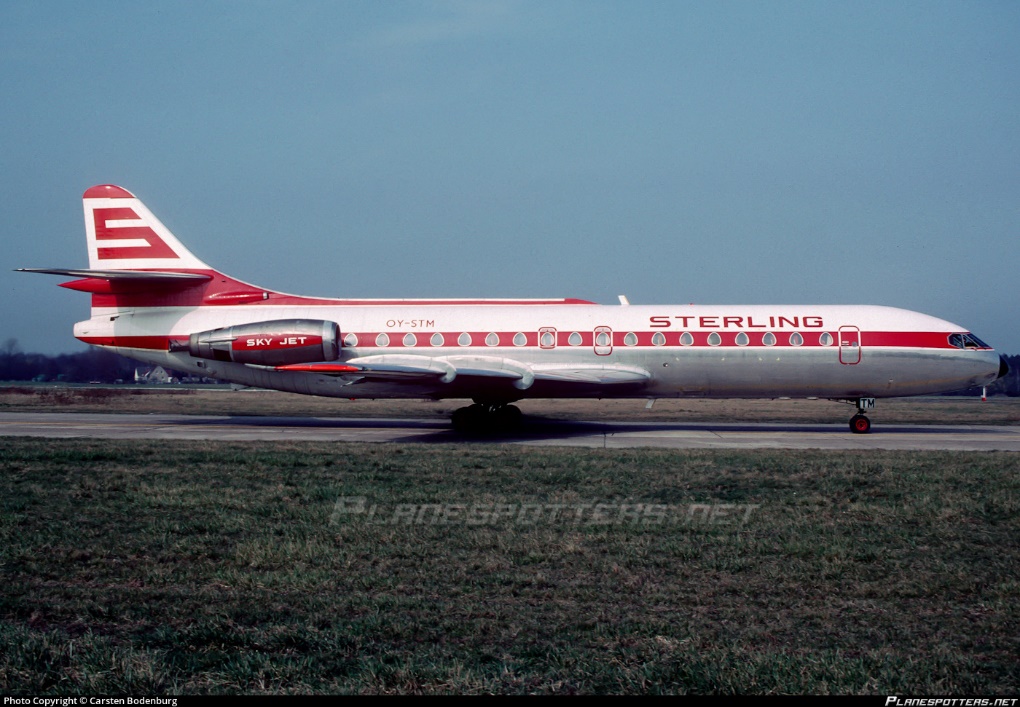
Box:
492, 404, 523, 430
452, 404, 522, 434
849, 414, 871, 434
452, 406, 482, 434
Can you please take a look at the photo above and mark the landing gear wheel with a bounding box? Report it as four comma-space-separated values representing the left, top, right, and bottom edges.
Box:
451, 404, 486, 434
451, 403, 523, 434
491, 404, 523, 430
849, 414, 871, 434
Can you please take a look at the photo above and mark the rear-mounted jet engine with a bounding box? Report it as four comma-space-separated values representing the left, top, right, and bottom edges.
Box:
178, 319, 341, 366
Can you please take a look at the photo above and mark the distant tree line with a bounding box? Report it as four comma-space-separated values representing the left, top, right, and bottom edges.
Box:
0, 338, 156, 383
2, 338, 1019, 395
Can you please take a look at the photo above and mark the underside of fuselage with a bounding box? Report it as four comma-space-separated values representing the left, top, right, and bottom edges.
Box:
107, 338, 1002, 403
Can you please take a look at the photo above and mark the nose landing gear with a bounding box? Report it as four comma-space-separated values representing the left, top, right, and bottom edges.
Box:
849, 413, 871, 434
848, 397, 875, 434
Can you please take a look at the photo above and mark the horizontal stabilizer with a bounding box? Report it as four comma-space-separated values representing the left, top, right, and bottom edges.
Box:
17, 268, 211, 282
18, 268, 212, 295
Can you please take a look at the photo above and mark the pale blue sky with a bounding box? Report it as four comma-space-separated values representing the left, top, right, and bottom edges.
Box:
3, 1, 1018, 354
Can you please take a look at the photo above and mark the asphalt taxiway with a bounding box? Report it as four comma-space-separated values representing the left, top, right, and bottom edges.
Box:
1, 411, 1019, 450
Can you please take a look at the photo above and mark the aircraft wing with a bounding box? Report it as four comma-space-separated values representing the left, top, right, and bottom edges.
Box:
529, 363, 651, 385
278, 355, 458, 382
276, 354, 651, 391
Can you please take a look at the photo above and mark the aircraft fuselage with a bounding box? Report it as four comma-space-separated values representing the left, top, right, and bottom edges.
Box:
73, 302, 1002, 403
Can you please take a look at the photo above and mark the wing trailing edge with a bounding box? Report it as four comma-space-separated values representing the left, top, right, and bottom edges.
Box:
277, 354, 651, 390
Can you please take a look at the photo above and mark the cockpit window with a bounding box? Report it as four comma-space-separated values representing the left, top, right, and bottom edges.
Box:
948, 333, 990, 350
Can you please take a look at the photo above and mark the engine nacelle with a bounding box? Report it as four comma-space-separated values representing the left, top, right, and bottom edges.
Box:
185, 319, 341, 366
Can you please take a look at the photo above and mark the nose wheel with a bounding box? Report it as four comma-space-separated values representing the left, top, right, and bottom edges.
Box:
849, 414, 871, 434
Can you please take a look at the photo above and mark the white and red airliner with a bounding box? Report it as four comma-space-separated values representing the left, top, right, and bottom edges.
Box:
21, 185, 1007, 433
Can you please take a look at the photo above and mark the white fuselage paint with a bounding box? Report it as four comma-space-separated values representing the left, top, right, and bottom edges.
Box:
75, 302, 1002, 401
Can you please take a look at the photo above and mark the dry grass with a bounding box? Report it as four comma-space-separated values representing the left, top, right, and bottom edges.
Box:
1, 384, 1019, 427
1, 438, 1018, 694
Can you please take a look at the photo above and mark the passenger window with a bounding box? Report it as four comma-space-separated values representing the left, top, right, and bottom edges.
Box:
819, 332, 833, 346
485, 332, 499, 347
624, 332, 638, 346
707, 332, 721, 346
679, 332, 694, 346
403, 333, 416, 347
735, 332, 749, 346
343, 333, 358, 348
763, 332, 776, 346
651, 332, 666, 346
789, 332, 803, 346
458, 332, 472, 347
375, 333, 390, 347
513, 332, 527, 347
568, 332, 583, 346
431, 333, 444, 347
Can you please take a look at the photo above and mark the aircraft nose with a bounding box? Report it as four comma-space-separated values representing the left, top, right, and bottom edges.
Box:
998, 356, 1010, 380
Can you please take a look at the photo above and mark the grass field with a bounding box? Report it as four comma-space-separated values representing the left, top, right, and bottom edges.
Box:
2, 384, 1020, 427
1, 436, 1018, 694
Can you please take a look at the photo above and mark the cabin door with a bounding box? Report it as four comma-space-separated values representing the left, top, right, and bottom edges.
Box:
839, 326, 861, 365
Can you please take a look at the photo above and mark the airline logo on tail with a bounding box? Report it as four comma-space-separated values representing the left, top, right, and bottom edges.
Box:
93, 206, 176, 260
83, 184, 210, 271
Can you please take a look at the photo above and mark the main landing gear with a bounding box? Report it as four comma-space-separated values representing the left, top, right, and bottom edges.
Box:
848, 397, 876, 434
451, 402, 523, 434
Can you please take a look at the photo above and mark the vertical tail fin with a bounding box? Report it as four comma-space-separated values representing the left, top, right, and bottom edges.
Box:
83, 185, 211, 271
19, 185, 284, 313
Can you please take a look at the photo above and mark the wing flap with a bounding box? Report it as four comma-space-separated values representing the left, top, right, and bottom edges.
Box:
531, 363, 651, 385
276, 355, 650, 390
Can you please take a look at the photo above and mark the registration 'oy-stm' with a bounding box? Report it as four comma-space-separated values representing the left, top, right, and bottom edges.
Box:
20, 185, 1008, 433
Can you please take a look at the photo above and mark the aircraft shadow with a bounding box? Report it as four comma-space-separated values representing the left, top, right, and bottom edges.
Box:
177, 414, 997, 444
